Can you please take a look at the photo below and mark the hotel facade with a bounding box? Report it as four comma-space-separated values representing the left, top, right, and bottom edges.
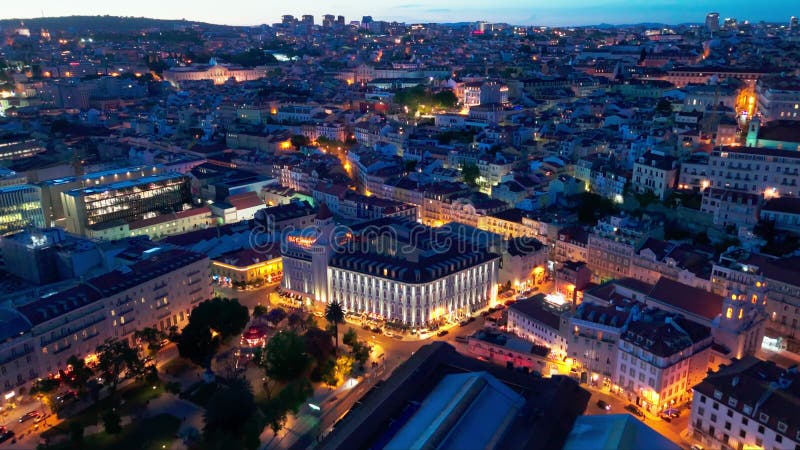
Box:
281, 211, 499, 326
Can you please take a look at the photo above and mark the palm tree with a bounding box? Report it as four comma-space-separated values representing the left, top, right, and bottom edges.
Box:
325, 301, 345, 352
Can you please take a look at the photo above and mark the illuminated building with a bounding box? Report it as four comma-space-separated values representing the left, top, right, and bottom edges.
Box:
704, 146, 800, 198
755, 76, 800, 122
0, 228, 103, 285
705, 12, 720, 33
565, 300, 639, 385
499, 237, 548, 290
61, 173, 192, 237
0, 134, 45, 160
632, 151, 679, 201
281, 213, 499, 326
507, 295, 568, 359
616, 310, 712, 413
1, 248, 210, 401
211, 247, 282, 287
0, 184, 45, 235
711, 248, 800, 342
690, 357, 800, 450
163, 58, 267, 86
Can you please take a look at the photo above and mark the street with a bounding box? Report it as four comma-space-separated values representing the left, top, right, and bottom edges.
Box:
582, 385, 693, 449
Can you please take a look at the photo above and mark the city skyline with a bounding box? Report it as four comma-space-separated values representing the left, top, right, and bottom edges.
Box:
1, 0, 797, 27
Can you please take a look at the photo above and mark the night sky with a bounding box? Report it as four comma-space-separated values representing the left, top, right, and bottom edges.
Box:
2, 0, 796, 26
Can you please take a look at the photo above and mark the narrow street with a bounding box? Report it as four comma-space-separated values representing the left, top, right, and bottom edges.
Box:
582, 385, 694, 449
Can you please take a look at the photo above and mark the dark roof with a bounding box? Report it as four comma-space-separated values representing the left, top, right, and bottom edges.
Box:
316, 201, 333, 220
693, 357, 800, 440
19, 249, 207, 326
622, 311, 711, 358
648, 277, 723, 321
0, 307, 32, 340
508, 237, 545, 257
762, 197, 800, 214
757, 121, 800, 143
509, 296, 561, 330
321, 342, 590, 450
490, 208, 526, 223
18, 284, 103, 326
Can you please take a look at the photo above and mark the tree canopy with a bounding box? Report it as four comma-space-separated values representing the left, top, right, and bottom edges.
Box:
96, 338, 145, 393
263, 330, 311, 382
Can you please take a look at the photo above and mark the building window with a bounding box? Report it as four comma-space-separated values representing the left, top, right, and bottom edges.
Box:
739, 430, 746, 439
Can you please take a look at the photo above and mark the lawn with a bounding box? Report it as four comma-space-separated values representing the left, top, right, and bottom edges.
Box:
43, 381, 165, 440
44, 414, 180, 450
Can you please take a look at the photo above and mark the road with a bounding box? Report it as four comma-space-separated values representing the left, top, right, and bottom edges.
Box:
213, 284, 277, 311
263, 315, 488, 450
583, 385, 694, 449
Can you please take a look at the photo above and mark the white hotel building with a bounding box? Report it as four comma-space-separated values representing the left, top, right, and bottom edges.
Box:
281, 210, 500, 326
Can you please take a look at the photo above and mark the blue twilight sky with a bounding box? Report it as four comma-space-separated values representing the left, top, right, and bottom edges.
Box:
1, 0, 796, 27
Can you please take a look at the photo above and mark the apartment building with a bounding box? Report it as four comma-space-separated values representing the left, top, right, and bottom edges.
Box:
690, 357, 799, 450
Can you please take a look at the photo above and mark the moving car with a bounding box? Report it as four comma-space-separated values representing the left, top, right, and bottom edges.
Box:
437, 330, 449, 337
596, 400, 611, 411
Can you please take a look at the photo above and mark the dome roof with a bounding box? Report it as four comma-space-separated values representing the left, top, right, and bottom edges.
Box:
0, 307, 32, 342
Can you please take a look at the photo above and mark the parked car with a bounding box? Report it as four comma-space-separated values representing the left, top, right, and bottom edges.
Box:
19, 411, 41, 423
624, 404, 644, 417
57, 390, 77, 403
455, 336, 469, 343
660, 414, 672, 422
437, 330, 449, 337
467, 316, 477, 323
0, 430, 14, 443
459, 320, 469, 327
596, 400, 611, 411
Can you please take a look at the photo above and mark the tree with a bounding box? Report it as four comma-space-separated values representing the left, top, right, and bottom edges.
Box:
432, 90, 458, 108
65, 355, 94, 392
266, 308, 287, 327
253, 305, 268, 318
134, 327, 166, 356
70, 421, 84, 445
263, 331, 311, 382
656, 98, 673, 116
177, 322, 218, 369
177, 297, 250, 368
204, 378, 256, 438
187, 297, 250, 338
325, 301, 345, 351
304, 327, 334, 364
31, 378, 60, 395
287, 312, 304, 330
290, 134, 309, 149
96, 339, 145, 395
461, 163, 480, 186
103, 411, 122, 434
342, 328, 358, 348
351, 342, 371, 366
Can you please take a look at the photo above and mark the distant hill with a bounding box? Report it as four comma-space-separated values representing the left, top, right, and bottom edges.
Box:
0, 15, 238, 34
